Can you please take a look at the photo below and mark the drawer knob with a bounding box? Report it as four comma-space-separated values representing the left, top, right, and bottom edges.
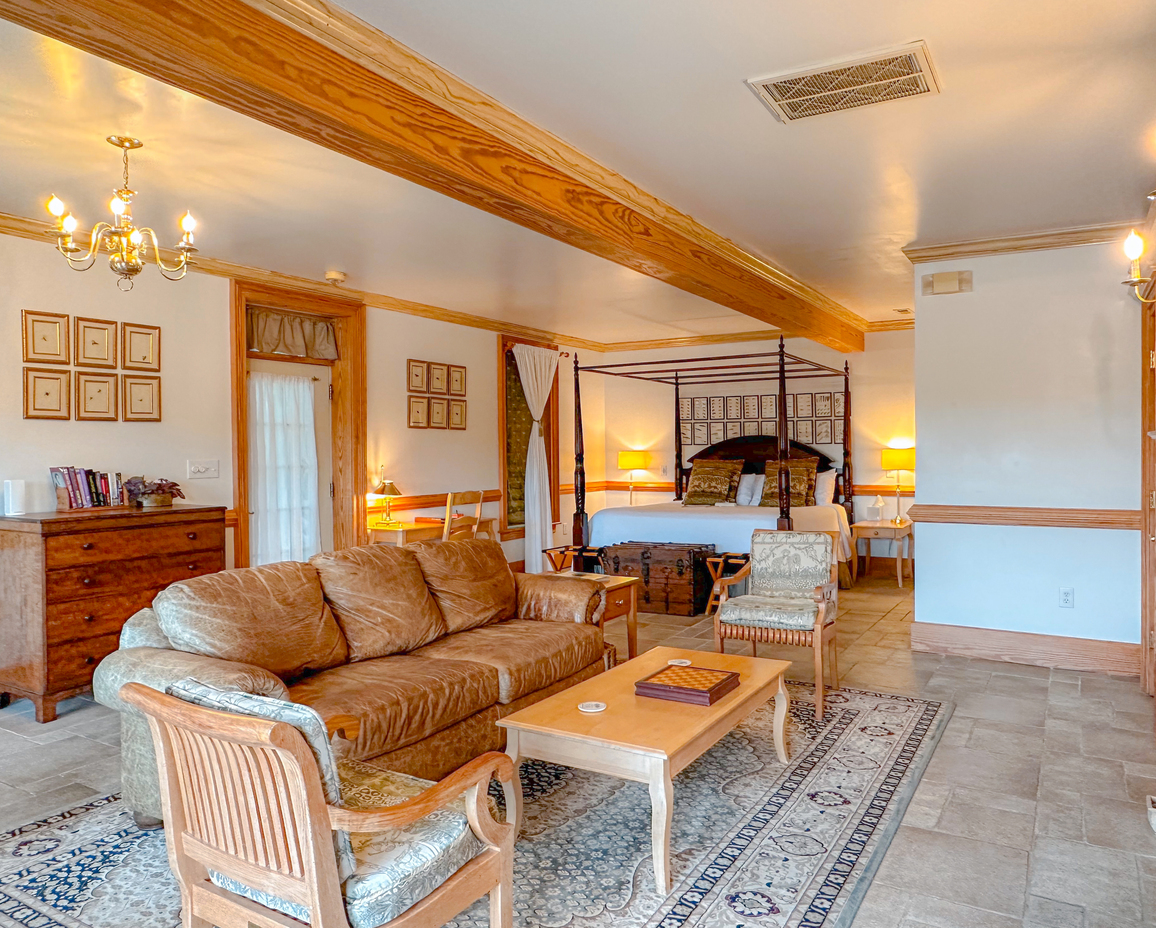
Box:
84, 656, 95, 665
186, 532, 197, 540
83, 614, 94, 623
81, 543, 94, 550
82, 578, 93, 586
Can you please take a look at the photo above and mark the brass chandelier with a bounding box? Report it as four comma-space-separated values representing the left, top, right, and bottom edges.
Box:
46, 135, 198, 291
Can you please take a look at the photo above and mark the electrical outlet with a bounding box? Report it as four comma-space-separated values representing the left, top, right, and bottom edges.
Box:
1059, 587, 1075, 608
187, 459, 220, 479
661, 465, 668, 476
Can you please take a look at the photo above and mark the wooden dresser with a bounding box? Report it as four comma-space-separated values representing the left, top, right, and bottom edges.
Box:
0, 505, 226, 721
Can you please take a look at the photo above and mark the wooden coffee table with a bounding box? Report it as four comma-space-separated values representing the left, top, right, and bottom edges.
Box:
498, 646, 791, 894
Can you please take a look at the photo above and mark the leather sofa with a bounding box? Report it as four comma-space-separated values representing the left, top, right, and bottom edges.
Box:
94, 539, 606, 825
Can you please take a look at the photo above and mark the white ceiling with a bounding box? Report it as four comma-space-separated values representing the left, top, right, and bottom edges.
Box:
3, 0, 1156, 340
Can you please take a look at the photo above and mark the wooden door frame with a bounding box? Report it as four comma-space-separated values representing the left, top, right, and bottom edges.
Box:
1143, 284, 1155, 696
231, 280, 367, 566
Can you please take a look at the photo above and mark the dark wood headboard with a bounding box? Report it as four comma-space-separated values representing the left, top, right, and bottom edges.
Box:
687, 435, 837, 474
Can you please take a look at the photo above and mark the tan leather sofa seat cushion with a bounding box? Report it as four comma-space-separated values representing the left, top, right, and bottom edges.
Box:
311, 545, 448, 661
408, 540, 516, 634
154, 561, 348, 682
412, 620, 603, 704
289, 655, 500, 761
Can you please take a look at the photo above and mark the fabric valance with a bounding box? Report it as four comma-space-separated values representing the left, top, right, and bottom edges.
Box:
247, 307, 339, 361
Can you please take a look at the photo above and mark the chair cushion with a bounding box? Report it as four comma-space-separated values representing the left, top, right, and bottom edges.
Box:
408, 539, 516, 634
154, 561, 348, 682
411, 620, 604, 704
311, 545, 448, 661
289, 656, 500, 760
683, 459, 743, 506
717, 594, 819, 630
748, 530, 832, 596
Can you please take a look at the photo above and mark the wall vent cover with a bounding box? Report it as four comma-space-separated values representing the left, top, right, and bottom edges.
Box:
747, 41, 940, 123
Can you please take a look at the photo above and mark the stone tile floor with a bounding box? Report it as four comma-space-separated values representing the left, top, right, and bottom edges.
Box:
0, 572, 1152, 926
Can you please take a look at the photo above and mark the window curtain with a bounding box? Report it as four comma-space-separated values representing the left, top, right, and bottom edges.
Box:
247, 307, 339, 360
512, 344, 559, 573
248, 372, 322, 565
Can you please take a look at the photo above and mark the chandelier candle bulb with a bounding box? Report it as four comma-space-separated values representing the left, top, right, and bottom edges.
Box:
46, 195, 64, 218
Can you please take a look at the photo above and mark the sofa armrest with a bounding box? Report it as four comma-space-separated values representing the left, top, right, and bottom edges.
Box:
514, 573, 602, 624
119, 607, 173, 650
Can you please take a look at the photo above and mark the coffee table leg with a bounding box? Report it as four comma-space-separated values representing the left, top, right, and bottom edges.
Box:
627, 583, 639, 660
773, 676, 790, 765
503, 730, 523, 835
648, 756, 673, 895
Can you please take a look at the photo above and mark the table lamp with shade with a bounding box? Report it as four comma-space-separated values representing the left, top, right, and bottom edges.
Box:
367, 466, 402, 527
617, 450, 651, 505
880, 447, 915, 525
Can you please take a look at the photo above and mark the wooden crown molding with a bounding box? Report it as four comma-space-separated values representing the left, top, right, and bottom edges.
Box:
906, 503, 1143, 530
902, 222, 1136, 264
865, 318, 914, 333
1, 0, 864, 352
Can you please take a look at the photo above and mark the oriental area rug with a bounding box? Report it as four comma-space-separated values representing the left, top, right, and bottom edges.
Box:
0, 683, 949, 928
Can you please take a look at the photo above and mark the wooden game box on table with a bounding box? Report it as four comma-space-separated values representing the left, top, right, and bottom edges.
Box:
599, 541, 715, 616
635, 664, 741, 706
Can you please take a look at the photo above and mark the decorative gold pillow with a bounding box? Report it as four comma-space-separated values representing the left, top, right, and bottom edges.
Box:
683, 459, 744, 506
759, 458, 818, 508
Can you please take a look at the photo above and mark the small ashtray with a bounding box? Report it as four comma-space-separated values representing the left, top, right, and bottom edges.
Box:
578, 701, 607, 713
667, 658, 693, 666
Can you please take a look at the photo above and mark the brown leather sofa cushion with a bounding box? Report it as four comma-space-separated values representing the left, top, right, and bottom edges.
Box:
154, 561, 348, 682
288, 655, 500, 760
411, 620, 604, 703
408, 539, 516, 634
311, 545, 447, 661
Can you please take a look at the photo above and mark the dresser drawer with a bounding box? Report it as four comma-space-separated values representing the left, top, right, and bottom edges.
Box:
601, 585, 633, 618
46, 550, 226, 604
45, 590, 158, 645
45, 521, 224, 569
47, 633, 121, 691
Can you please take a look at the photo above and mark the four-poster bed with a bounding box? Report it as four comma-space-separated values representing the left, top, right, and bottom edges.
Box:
570, 338, 853, 560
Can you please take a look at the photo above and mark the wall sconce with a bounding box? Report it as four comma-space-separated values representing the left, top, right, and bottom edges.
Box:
1123, 221, 1156, 304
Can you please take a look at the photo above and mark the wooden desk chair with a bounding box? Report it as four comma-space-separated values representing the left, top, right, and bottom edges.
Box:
120, 682, 516, 928
442, 491, 485, 541
712, 530, 839, 719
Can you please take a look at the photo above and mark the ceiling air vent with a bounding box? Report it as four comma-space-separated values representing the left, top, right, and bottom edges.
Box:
747, 41, 940, 123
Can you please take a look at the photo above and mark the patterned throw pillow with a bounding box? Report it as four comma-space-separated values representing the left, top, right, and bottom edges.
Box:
759, 458, 818, 508
683, 459, 744, 506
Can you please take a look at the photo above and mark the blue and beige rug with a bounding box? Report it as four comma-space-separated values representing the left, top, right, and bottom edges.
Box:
0, 683, 949, 928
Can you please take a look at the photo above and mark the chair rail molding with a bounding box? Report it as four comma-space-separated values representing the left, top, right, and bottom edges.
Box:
906, 504, 1143, 530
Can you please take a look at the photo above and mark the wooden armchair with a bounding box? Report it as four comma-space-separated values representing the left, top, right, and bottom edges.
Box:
442, 491, 486, 541
713, 530, 839, 719
120, 682, 516, 928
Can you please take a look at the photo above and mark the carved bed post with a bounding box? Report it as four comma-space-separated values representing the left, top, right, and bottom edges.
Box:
572, 354, 588, 548
776, 337, 793, 530
673, 372, 683, 500
842, 362, 853, 524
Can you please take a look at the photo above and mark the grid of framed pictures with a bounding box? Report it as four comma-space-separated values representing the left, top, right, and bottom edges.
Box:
407, 358, 467, 429
677, 391, 845, 449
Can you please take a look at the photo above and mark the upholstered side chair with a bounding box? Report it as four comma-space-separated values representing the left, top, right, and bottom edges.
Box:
121, 681, 516, 928
712, 530, 839, 719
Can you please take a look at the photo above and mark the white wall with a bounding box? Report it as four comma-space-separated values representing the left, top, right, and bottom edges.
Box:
0, 235, 233, 514
914, 243, 1141, 643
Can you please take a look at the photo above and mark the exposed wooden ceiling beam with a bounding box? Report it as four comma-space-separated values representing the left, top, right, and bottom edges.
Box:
0, 0, 865, 352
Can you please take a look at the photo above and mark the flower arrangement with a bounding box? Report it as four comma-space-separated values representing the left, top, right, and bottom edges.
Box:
123, 476, 185, 507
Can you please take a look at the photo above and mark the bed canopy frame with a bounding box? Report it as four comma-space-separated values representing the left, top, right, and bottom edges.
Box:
571, 337, 851, 545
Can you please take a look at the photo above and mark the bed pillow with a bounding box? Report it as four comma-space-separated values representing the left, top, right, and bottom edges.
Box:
759, 458, 818, 508
735, 473, 761, 506
815, 469, 836, 506
683, 459, 744, 506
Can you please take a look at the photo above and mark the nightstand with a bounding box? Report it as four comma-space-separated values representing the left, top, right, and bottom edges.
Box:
851, 519, 914, 588
559, 571, 640, 659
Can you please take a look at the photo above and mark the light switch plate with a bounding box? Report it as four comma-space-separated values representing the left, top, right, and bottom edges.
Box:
187, 459, 220, 479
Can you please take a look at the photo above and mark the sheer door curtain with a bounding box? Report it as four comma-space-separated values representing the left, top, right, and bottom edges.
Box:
248, 372, 322, 565
512, 344, 560, 573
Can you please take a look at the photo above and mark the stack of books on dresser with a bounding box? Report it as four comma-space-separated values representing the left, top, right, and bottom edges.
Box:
49, 467, 127, 510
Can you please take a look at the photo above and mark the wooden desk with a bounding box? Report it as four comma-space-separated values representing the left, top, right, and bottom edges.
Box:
499, 646, 790, 893
369, 518, 496, 546
851, 519, 914, 587
561, 571, 640, 659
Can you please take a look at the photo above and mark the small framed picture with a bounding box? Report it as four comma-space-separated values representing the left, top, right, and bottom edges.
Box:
709, 396, 725, 420
834, 419, 845, 443
448, 365, 467, 396
785, 394, 795, 418
23, 367, 70, 419
449, 399, 467, 429
796, 393, 814, 418
407, 359, 428, 393
75, 317, 117, 368
121, 374, 161, 421
815, 392, 833, 418
726, 395, 742, 419
725, 421, 741, 439
789, 420, 797, 440
692, 397, 709, 420
761, 419, 777, 437
760, 394, 777, 419
121, 323, 161, 372
22, 310, 70, 365
815, 419, 833, 444
692, 422, 709, 445
407, 395, 429, 428
709, 422, 725, 444
429, 396, 448, 428
834, 393, 845, 418
742, 420, 759, 436
429, 362, 449, 395
679, 397, 692, 420
797, 419, 814, 443
76, 372, 118, 421
743, 395, 760, 419
680, 422, 692, 444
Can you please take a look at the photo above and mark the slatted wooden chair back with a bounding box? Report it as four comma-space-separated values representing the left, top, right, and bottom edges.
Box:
120, 682, 351, 928
443, 490, 485, 541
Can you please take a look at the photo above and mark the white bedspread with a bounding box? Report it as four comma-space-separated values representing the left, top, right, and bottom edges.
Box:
589, 501, 852, 561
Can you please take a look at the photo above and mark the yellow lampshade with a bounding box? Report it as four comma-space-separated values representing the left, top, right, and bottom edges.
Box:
880, 448, 916, 473
618, 450, 650, 471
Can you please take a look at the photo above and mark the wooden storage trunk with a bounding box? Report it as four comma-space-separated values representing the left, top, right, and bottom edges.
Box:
599, 542, 715, 616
